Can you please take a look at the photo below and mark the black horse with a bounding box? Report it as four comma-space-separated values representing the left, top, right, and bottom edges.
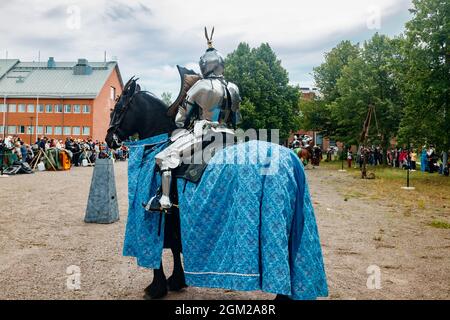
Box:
106, 78, 292, 300
106, 79, 186, 299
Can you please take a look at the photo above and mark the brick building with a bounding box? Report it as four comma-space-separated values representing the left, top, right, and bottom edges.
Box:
0, 57, 123, 143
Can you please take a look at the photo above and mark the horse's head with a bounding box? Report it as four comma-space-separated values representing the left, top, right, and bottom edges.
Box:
106, 77, 141, 149
105, 77, 177, 149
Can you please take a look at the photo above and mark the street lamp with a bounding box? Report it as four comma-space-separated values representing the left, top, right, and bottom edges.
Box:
402, 139, 415, 190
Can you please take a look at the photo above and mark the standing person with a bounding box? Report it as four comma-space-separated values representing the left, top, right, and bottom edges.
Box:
13, 141, 22, 162
443, 149, 450, 176
410, 149, 417, 171
20, 142, 27, 163
428, 145, 436, 173
420, 146, 427, 172
347, 149, 353, 168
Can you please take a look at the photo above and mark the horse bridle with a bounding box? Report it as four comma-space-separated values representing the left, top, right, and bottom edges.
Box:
107, 77, 140, 145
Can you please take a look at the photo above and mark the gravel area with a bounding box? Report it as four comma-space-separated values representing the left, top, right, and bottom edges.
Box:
0, 162, 448, 299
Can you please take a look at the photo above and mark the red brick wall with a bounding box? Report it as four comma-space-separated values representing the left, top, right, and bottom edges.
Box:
92, 67, 123, 142
1, 97, 94, 144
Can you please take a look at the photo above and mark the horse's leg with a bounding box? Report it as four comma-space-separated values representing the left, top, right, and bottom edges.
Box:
167, 247, 187, 291
144, 262, 168, 299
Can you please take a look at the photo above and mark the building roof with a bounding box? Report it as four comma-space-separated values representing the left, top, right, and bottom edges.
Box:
0, 58, 122, 99
0, 59, 20, 79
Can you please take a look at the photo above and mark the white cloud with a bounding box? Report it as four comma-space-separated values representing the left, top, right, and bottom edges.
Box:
0, 0, 412, 96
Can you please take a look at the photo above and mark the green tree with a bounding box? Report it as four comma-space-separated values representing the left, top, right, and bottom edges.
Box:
313, 40, 360, 103
224, 43, 301, 141
331, 33, 404, 158
396, 0, 450, 150
310, 40, 360, 137
161, 92, 173, 106
298, 97, 330, 133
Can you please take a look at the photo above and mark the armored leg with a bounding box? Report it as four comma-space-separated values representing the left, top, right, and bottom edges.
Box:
144, 132, 198, 211
159, 170, 172, 209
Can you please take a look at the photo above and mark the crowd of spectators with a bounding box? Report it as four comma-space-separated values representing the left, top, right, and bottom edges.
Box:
1, 135, 128, 172
354, 144, 449, 176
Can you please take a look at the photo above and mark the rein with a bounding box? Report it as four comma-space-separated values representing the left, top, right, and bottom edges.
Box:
108, 77, 141, 144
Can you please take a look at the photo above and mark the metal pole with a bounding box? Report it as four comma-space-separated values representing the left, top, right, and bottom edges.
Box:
407, 140, 410, 188
2, 95, 6, 139
29, 116, 33, 144
35, 95, 39, 143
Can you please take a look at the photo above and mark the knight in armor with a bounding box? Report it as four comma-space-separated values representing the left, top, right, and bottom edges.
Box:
145, 27, 242, 211
291, 135, 301, 149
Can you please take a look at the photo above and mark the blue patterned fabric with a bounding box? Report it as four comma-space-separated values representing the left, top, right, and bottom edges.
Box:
123, 134, 169, 268
124, 138, 328, 300
177, 141, 328, 300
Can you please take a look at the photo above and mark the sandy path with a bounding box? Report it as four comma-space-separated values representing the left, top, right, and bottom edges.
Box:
0, 162, 448, 299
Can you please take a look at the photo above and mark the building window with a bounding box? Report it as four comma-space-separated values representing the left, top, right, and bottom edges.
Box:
37, 104, 44, 113
0, 125, 3, 133
8, 104, 16, 112
18, 125, 25, 134
8, 126, 16, 134
72, 126, 80, 135
45, 126, 53, 134
37, 126, 43, 134
27, 126, 34, 134
55, 105, 62, 113
82, 126, 90, 136
83, 105, 90, 114
64, 104, 71, 113
54, 126, 62, 135
0, 104, 5, 112
64, 127, 71, 135
45, 104, 52, 113
110, 86, 116, 100
18, 104, 26, 113
73, 104, 81, 113
27, 104, 35, 113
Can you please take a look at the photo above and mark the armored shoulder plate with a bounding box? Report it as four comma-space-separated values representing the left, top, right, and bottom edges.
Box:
186, 78, 226, 122
226, 81, 242, 126
226, 82, 241, 112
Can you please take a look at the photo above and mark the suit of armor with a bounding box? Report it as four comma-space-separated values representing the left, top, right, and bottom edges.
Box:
146, 29, 241, 210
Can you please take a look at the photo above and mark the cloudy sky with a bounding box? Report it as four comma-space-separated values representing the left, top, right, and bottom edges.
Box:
1, 0, 413, 97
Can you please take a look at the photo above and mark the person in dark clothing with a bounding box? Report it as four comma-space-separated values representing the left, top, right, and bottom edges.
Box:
38, 137, 47, 150
20, 142, 27, 163
72, 141, 81, 166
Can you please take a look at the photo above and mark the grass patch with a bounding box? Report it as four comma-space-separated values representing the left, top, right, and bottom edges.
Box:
429, 220, 450, 229
319, 161, 450, 215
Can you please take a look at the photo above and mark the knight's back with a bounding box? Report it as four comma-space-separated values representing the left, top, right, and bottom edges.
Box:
186, 78, 225, 122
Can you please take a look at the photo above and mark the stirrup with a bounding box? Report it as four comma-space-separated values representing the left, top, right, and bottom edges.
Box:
143, 195, 174, 213
143, 194, 165, 212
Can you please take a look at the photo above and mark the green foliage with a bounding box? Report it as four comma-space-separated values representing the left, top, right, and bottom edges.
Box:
305, 41, 359, 138
224, 43, 300, 141
309, 0, 449, 152
396, 0, 450, 150
161, 92, 173, 106
332, 34, 403, 146
298, 98, 331, 134
313, 40, 360, 103
429, 220, 450, 229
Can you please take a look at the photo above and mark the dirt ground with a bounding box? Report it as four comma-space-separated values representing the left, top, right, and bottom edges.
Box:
0, 161, 449, 300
